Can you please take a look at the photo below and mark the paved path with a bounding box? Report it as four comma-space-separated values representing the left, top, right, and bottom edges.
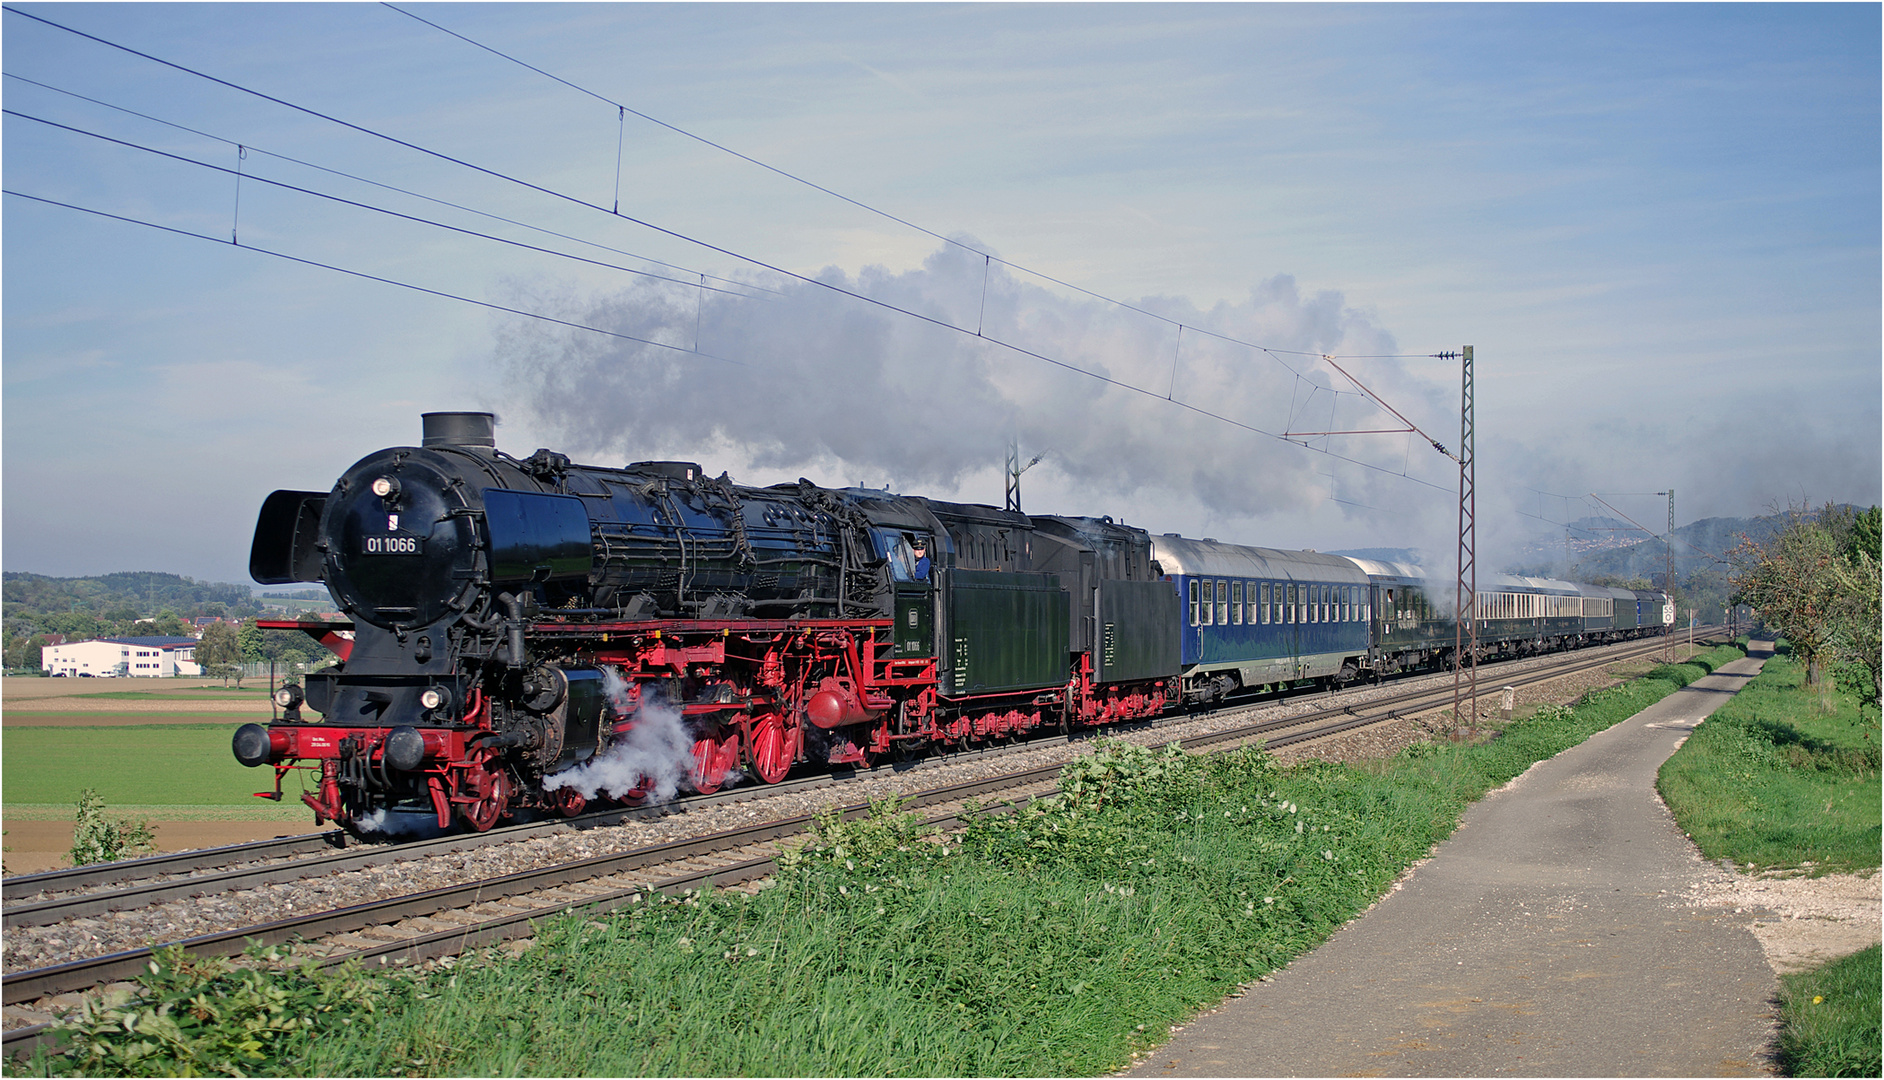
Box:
1129, 644, 1779, 1077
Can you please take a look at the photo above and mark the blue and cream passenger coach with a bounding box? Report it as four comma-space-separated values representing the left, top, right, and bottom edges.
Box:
1152, 534, 1371, 702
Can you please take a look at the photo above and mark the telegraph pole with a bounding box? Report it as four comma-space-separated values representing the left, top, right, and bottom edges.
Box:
1453, 346, 1477, 736
1657, 488, 1675, 661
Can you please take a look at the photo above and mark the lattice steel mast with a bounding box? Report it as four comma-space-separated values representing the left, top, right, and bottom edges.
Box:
1453, 346, 1477, 736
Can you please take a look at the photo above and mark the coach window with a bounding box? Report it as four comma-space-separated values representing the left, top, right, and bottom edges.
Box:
1231, 581, 1244, 625
1259, 582, 1271, 624
1188, 580, 1200, 626
1215, 580, 1228, 625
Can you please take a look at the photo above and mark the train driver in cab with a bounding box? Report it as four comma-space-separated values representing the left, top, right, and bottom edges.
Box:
912, 538, 931, 580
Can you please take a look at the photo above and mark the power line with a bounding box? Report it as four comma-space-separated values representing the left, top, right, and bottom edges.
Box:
9, 184, 1452, 495
6, 108, 763, 300
5, 6, 1425, 401
2, 72, 768, 296
4, 5, 1456, 493
382, 2, 1418, 391
2, 189, 748, 366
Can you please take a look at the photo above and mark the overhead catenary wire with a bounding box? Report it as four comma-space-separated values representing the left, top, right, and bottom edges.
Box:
6, 182, 1453, 496
3, 189, 750, 367
1, 72, 768, 297
5, 5, 1456, 494
384, 1, 1443, 389
5, 109, 764, 300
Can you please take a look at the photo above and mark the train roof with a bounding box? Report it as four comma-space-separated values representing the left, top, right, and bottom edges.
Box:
1150, 534, 1369, 583
1338, 556, 1425, 581
1339, 558, 1587, 596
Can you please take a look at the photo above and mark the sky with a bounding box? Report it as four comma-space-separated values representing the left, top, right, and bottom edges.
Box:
4, 2, 1878, 589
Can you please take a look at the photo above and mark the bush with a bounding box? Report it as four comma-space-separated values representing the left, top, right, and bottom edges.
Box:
67, 789, 155, 867
23, 943, 386, 1077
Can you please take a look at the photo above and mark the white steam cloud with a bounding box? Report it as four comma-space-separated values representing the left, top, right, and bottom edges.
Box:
352, 807, 447, 838
494, 239, 1455, 542
542, 668, 737, 804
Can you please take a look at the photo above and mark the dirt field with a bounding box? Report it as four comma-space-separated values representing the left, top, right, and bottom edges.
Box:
3, 819, 313, 876
3, 676, 268, 715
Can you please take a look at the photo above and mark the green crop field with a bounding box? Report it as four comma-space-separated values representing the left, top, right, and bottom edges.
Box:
2, 724, 283, 809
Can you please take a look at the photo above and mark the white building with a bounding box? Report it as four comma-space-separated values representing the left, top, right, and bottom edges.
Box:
42, 636, 201, 678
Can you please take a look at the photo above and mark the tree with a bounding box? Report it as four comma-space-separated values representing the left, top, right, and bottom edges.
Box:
195, 620, 243, 686
1729, 503, 1882, 694
1830, 507, 1882, 714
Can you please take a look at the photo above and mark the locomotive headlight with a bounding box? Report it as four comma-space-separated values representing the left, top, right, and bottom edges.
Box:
273, 684, 304, 710
420, 685, 454, 712
371, 476, 400, 500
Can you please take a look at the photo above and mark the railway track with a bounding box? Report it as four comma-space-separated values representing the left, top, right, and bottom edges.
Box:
4, 628, 1702, 922
3, 630, 1718, 1056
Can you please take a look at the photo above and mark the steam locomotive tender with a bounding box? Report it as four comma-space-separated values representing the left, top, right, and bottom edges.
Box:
236, 412, 1671, 835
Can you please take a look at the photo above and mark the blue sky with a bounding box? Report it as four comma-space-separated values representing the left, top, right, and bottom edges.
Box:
4, 2, 1878, 587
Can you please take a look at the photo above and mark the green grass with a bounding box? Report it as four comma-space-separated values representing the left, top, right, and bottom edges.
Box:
1659, 654, 1881, 874
1775, 944, 1882, 1078
1660, 649, 1881, 1076
11, 645, 1751, 1077
1, 724, 292, 807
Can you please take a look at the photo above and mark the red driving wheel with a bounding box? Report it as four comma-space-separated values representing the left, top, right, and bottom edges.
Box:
457, 766, 510, 832
551, 784, 586, 817
690, 731, 739, 794
746, 712, 794, 785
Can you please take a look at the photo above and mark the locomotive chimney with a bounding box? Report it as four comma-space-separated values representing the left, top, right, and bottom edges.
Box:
421, 411, 496, 448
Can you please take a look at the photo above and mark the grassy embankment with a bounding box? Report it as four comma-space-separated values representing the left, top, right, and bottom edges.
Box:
1660, 646, 1882, 1078
13, 645, 1749, 1077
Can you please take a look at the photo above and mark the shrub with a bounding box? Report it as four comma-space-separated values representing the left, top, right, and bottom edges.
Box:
67, 789, 155, 867
31, 943, 386, 1077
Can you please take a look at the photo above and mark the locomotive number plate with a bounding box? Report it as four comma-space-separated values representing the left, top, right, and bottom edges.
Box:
362, 536, 423, 555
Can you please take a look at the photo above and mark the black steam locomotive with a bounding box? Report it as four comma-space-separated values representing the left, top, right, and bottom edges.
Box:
235, 412, 1668, 835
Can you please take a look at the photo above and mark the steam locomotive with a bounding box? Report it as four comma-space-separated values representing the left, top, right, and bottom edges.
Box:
234, 412, 1671, 835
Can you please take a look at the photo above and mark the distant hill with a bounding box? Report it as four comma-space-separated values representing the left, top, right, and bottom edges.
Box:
1505, 508, 1851, 584
3, 571, 257, 616
1, 571, 264, 650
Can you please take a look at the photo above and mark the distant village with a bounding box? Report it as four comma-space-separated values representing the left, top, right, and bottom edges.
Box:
31, 593, 343, 679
